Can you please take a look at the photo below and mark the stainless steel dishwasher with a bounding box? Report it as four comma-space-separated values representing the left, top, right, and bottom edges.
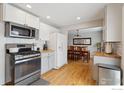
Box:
98, 64, 122, 85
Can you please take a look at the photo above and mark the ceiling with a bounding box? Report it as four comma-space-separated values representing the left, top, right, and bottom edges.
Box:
68, 27, 103, 35
13, 3, 108, 28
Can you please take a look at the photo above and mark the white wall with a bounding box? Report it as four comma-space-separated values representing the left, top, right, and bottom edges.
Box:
112, 42, 122, 56
0, 21, 59, 85
68, 31, 102, 53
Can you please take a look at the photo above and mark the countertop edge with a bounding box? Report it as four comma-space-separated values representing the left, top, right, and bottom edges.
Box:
40, 49, 55, 53
93, 52, 121, 59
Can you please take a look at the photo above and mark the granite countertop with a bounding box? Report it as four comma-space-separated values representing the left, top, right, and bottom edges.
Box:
93, 51, 121, 59
40, 49, 55, 53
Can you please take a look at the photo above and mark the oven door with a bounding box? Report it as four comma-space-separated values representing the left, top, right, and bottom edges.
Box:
15, 56, 41, 83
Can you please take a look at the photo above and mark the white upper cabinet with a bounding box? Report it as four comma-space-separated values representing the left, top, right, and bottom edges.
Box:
25, 13, 39, 29
3, 4, 25, 25
103, 4, 122, 42
1, 4, 40, 29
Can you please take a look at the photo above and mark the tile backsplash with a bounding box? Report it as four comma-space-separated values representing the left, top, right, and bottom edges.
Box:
113, 42, 122, 56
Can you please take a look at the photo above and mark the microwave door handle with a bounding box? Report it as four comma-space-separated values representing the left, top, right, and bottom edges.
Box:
15, 56, 41, 64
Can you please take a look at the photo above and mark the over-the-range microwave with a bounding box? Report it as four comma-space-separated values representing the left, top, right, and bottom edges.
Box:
5, 22, 38, 39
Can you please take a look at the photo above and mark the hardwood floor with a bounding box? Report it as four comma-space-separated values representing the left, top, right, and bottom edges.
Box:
41, 59, 96, 85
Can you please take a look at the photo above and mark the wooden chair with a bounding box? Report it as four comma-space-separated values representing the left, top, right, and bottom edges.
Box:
81, 47, 90, 63
68, 46, 74, 59
73, 46, 82, 60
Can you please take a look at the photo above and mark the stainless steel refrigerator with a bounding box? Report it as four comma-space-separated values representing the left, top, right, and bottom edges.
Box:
98, 64, 121, 85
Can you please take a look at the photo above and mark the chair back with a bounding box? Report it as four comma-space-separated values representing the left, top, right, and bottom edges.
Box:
74, 46, 81, 51
81, 47, 88, 51
68, 46, 74, 50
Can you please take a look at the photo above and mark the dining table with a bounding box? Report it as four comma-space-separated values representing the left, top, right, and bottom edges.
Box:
68, 48, 90, 62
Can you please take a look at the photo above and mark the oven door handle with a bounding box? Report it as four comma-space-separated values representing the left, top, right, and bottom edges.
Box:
15, 56, 41, 64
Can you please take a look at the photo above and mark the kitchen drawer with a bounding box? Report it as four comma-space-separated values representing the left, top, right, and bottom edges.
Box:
41, 53, 49, 58
48, 52, 55, 56
93, 56, 121, 66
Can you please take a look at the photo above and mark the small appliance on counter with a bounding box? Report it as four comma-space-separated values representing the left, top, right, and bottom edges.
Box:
105, 42, 113, 54
43, 41, 48, 50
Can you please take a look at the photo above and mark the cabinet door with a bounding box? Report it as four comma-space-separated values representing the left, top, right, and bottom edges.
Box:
41, 56, 49, 74
104, 4, 122, 42
3, 4, 25, 25
48, 53, 55, 70
25, 13, 39, 29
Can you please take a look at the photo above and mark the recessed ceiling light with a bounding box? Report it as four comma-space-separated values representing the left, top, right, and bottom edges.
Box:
26, 4, 32, 9
76, 17, 81, 20
46, 16, 51, 19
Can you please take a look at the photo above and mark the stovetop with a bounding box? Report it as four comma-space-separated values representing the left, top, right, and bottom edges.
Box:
6, 44, 41, 60
16, 51, 40, 55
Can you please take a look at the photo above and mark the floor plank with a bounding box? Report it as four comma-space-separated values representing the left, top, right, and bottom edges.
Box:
41, 59, 96, 85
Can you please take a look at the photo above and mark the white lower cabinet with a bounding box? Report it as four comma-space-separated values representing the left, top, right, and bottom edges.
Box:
48, 53, 55, 70
41, 52, 55, 74
41, 56, 49, 74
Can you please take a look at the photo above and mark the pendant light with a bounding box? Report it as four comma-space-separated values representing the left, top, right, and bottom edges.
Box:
74, 29, 80, 37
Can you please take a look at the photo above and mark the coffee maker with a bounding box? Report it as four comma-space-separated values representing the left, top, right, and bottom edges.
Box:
43, 41, 48, 50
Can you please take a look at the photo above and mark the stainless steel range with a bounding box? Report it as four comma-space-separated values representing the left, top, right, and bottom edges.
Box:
5, 44, 41, 85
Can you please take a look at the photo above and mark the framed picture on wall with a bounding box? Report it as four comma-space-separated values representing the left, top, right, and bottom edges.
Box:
73, 38, 91, 45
